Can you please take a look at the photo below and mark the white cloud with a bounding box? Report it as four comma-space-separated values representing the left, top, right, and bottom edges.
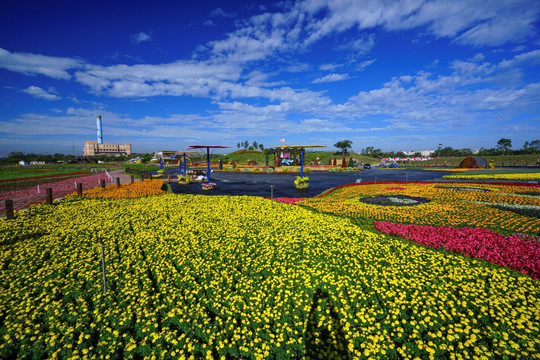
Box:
0, 47, 83, 79
312, 73, 349, 83
74, 60, 242, 97
338, 34, 375, 55
203, 0, 539, 65
210, 8, 235, 18
130, 32, 152, 44
22, 86, 61, 100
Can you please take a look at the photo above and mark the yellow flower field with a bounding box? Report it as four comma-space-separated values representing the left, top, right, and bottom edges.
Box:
68, 179, 167, 199
0, 192, 539, 359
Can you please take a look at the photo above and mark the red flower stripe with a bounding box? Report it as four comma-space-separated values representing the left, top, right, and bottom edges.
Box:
374, 221, 540, 279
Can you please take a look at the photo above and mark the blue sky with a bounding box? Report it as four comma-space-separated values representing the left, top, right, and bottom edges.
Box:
1, 0, 539, 156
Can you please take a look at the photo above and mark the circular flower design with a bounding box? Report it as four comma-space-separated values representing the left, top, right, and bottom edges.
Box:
358, 195, 430, 206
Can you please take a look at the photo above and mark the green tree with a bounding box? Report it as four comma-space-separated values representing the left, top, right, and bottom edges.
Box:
497, 138, 512, 153
141, 153, 153, 163
523, 140, 540, 153
334, 140, 353, 158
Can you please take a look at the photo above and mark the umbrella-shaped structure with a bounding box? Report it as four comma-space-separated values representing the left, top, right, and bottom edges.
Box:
187, 145, 230, 185
273, 145, 327, 178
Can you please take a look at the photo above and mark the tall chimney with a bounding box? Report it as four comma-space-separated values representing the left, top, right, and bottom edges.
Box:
96, 115, 103, 144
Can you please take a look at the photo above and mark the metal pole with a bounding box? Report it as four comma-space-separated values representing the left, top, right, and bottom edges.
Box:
183, 153, 187, 177
300, 148, 304, 178
271, 185, 274, 208
100, 241, 107, 293
206, 147, 210, 185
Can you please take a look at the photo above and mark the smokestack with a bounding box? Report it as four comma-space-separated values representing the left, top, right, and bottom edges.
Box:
96, 115, 103, 144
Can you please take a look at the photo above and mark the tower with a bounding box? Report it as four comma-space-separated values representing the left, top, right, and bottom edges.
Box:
96, 115, 103, 144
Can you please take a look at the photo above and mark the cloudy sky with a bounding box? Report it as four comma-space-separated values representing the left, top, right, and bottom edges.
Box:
1, 0, 539, 155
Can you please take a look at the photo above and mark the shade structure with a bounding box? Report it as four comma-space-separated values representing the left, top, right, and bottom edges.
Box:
187, 145, 230, 184
273, 145, 327, 178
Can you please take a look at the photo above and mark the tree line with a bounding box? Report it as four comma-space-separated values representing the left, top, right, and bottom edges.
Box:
237, 141, 265, 151
361, 139, 540, 158
0, 152, 133, 165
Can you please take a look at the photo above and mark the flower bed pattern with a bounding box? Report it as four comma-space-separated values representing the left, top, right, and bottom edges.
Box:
434, 185, 492, 192
358, 195, 430, 206
300, 182, 540, 234
442, 172, 540, 181
0, 194, 539, 359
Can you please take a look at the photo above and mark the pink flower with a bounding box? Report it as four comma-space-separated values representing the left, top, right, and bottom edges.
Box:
0, 173, 113, 200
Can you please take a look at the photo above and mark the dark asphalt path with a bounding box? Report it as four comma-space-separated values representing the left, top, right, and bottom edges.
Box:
168, 168, 462, 198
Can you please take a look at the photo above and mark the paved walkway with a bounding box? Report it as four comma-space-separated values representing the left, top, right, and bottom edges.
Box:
0, 170, 140, 216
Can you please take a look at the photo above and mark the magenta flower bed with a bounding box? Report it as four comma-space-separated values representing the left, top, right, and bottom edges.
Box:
0, 173, 112, 200
374, 221, 540, 279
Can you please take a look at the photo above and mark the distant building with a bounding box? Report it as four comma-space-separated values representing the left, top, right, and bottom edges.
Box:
155, 151, 180, 159
404, 150, 435, 157
83, 141, 132, 156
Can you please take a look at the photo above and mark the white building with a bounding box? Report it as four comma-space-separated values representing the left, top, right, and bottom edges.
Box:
404, 150, 435, 157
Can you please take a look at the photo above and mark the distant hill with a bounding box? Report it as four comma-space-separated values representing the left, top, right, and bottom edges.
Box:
406, 154, 540, 167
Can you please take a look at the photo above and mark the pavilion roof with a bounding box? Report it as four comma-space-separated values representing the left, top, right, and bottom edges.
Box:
273, 145, 327, 149
188, 145, 230, 149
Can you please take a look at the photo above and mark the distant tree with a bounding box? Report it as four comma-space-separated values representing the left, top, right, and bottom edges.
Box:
237, 142, 241, 149
497, 138, 512, 153
259, 144, 264, 151
434, 144, 441, 157
243, 140, 249, 149
334, 140, 353, 158
361, 146, 382, 158
141, 153, 153, 163
361, 146, 374, 155
523, 140, 540, 153
439, 147, 456, 157
253, 141, 258, 149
